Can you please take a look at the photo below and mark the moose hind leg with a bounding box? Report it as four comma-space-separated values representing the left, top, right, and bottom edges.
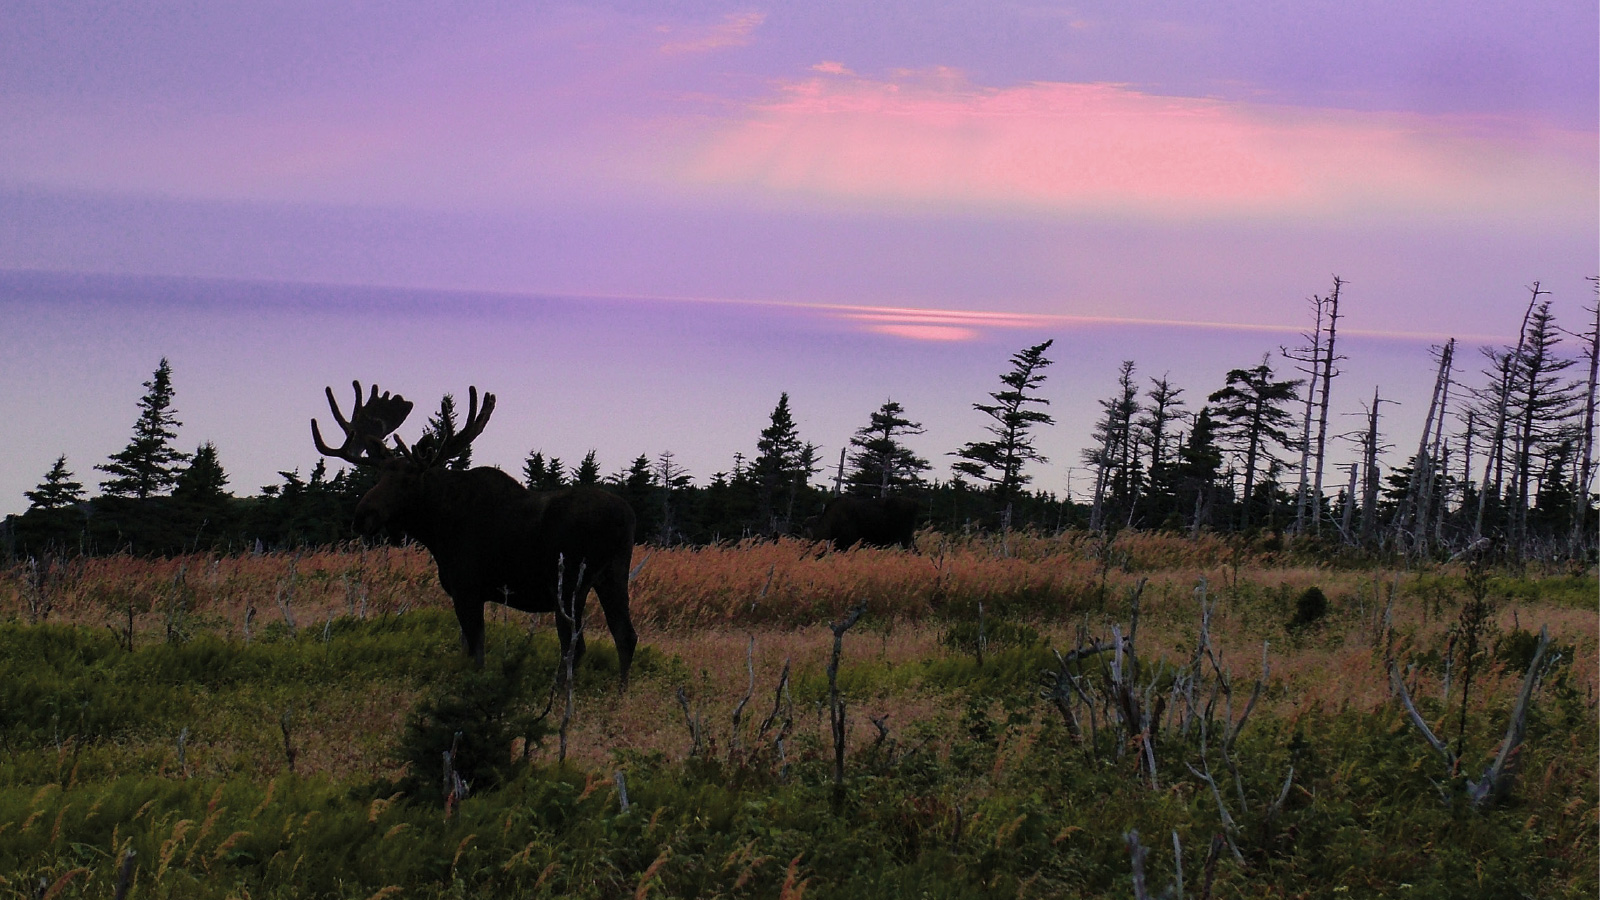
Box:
595, 557, 637, 690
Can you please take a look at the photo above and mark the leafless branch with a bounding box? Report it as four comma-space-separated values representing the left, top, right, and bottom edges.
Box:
1468, 625, 1550, 806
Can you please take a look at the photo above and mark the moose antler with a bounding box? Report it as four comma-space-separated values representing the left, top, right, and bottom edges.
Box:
311, 381, 415, 466
396, 386, 497, 469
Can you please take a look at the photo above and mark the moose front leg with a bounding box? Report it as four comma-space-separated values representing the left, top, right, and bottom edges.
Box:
452, 596, 487, 667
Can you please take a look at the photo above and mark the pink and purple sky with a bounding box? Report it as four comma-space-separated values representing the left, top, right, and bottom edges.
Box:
2, 2, 1595, 516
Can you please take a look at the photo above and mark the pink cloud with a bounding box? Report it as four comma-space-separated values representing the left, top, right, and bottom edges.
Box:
681, 72, 1595, 219
815, 300, 1499, 343
658, 11, 765, 55
868, 323, 980, 341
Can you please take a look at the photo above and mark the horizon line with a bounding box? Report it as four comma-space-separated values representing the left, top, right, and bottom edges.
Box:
1, 265, 1511, 345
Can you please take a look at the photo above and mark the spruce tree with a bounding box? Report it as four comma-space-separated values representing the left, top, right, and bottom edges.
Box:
1505, 300, 1581, 544
173, 442, 231, 503
1138, 374, 1187, 524
524, 451, 566, 490
952, 340, 1056, 524
1083, 360, 1139, 531
419, 394, 471, 470
752, 393, 818, 534
576, 450, 602, 485
1176, 407, 1225, 533
98, 358, 189, 499
847, 399, 930, 497
622, 454, 655, 493
1207, 357, 1303, 528
25, 455, 85, 510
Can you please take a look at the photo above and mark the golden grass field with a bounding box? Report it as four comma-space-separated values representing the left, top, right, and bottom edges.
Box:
4, 532, 1594, 783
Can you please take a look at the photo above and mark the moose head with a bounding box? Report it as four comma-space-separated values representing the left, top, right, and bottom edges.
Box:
311, 380, 496, 535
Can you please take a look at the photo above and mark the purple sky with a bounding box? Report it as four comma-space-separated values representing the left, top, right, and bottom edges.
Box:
1, 2, 1595, 515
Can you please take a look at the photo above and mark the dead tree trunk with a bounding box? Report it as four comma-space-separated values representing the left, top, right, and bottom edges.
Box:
1568, 283, 1598, 548
1420, 347, 1455, 551
1284, 276, 1344, 536
1359, 387, 1384, 544
1397, 339, 1454, 552
1312, 278, 1343, 534
1339, 462, 1359, 543
1475, 285, 1542, 539
1285, 294, 1325, 534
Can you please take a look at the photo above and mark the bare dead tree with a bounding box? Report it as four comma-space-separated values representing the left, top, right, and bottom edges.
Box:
1419, 341, 1456, 550
729, 634, 756, 754
1125, 830, 1186, 900
828, 601, 868, 791
1283, 277, 1344, 535
443, 730, 469, 818
1312, 277, 1344, 533
1395, 339, 1455, 553
112, 849, 136, 900
1337, 462, 1359, 544
1567, 281, 1600, 547
1041, 636, 1115, 745
1474, 285, 1543, 539
1082, 360, 1139, 531
675, 686, 705, 759
1041, 580, 1165, 783
756, 657, 795, 777
614, 770, 630, 813
1355, 387, 1396, 545
555, 559, 588, 764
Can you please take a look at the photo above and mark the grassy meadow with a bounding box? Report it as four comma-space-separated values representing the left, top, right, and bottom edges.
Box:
1, 533, 1595, 898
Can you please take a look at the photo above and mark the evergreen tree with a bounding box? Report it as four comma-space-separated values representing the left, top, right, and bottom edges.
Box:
952, 340, 1055, 525
847, 399, 930, 497
1207, 357, 1303, 529
523, 451, 566, 490
752, 393, 818, 534
98, 358, 189, 499
419, 393, 471, 470
1137, 374, 1187, 525
620, 454, 655, 493
1175, 407, 1225, 533
614, 454, 659, 539
575, 450, 602, 486
173, 442, 231, 503
1083, 360, 1140, 531
25, 455, 85, 510
1505, 300, 1581, 544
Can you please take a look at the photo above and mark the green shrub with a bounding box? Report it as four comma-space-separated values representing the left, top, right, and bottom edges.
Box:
391, 638, 553, 800
1288, 586, 1330, 631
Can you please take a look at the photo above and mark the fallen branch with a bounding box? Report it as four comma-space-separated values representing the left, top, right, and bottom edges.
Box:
1390, 624, 1552, 808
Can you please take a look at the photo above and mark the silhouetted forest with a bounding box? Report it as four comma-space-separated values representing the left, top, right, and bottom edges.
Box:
6, 281, 1597, 562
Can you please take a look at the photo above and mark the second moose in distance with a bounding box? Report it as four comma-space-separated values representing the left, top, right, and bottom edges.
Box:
812, 495, 920, 552
312, 381, 638, 687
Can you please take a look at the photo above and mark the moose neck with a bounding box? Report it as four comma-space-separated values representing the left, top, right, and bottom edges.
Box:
390, 466, 530, 556
391, 468, 472, 552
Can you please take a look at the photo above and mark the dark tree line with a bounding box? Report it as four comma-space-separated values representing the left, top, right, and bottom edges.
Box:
1072, 279, 1598, 559
6, 287, 1597, 562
